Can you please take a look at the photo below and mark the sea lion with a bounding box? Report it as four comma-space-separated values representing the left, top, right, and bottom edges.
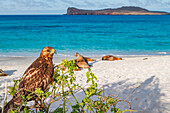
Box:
102, 55, 122, 61
76, 62, 90, 69
0, 69, 8, 77
75, 53, 90, 68
84, 57, 94, 62
56, 53, 92, 71
75, 53, 86, 62
75, 53, 94, 62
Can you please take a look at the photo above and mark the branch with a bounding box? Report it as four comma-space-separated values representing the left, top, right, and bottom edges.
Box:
2, 81, 7, 113
124, 85, 141, 101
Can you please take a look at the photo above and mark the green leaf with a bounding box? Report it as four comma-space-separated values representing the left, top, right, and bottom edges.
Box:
35, 88, 44, 94
10, 109, 15, 113
53, 108, 63, 113
26, 94, 32, 100
111, 108, 115, 112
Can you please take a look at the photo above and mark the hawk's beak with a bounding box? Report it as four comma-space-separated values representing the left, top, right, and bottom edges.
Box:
51, 49, 56, 54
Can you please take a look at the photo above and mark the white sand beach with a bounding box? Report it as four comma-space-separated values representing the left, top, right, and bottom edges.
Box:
0, 55, 170, 113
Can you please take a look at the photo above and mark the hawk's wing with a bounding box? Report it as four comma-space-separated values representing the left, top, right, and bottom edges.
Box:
19, 57, 54, 92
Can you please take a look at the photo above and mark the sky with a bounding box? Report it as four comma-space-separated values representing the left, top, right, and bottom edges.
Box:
0, 0, 170, 14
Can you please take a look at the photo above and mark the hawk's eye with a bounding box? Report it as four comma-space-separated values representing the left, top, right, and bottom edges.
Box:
47, 50, 50, 52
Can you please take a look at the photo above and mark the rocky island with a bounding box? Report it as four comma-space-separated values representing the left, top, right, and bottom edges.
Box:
67, 6, 169, 15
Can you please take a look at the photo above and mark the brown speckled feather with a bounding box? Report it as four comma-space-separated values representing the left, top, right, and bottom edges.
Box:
3, 47, 55, 113
19, 57, 54, 92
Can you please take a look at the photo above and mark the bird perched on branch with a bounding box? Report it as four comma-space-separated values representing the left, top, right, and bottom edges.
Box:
3, 47, 56, 113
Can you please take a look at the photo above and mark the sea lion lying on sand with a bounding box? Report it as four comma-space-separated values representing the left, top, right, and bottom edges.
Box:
75, 53, 91, 68
102, 55, 122, 61
75, 60, 89, 69
0, 69, 8, 77
56, 53, 93, 71
84, 57, 94, 62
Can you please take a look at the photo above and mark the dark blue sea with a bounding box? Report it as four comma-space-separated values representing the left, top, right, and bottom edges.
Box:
0, 15, 170, 57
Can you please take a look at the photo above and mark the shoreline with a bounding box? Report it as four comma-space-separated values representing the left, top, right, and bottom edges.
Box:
0, 55, 170, 112
0, 54, 169, 63
0, 51, 169, 58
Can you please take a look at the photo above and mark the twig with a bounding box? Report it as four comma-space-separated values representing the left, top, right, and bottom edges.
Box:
114, 85, 141, 113
2, 81, 7, 113
124, 85, 141, 101
118, 100, 131, 109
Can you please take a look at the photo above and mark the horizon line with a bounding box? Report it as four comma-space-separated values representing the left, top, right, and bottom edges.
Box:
0, 13, 65, 15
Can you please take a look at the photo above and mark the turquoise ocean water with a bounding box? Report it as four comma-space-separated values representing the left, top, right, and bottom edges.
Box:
0, 15, 170, 57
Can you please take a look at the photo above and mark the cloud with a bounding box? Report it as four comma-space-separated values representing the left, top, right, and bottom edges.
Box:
83, 0, 96, 7
76, 0, 125, 9
128, 0, 144, 6
18, 0, 51, 9
59, 0, 85, 7
0, 0, 68, 13
128, 0, 170, 7
0, 0, 52, 10
163, 1, 170, 6
126, 0, 170, 11
0, 0, 169, 14
106, 3, 125, 8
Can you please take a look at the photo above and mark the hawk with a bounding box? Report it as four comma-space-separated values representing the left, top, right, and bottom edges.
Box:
3, 47, 56, 113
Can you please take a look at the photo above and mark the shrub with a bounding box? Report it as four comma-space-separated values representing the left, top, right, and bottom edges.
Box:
7, 58, 133, 113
